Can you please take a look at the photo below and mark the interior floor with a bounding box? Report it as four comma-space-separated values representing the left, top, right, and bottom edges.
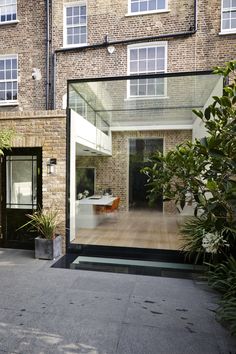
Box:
72, 210, 184, 250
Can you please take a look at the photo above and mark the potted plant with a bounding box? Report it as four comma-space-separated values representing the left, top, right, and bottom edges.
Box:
20, 209, 62, 260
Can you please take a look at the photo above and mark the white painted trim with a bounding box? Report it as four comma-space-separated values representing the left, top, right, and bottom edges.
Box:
0, 1, 17, 25
220, 0, 236, 33
125, 10, 170, 17
111, 125, 193, 132
0, 54, 18, 104
0, 101, 18, 106
63, 1, 87, 48
0, 20, 19, 26
127, 41, 168, 99
127, 0, 168, 16
124, 95, 169, 101
219, 30, 236, 34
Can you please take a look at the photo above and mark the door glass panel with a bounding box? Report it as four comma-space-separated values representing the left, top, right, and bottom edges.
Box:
6, 155, 37, 209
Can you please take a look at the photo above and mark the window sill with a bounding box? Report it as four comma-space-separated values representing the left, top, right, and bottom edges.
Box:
219, 30, 236, 35
61, 43, 88, 50
125, 9, 170, 17
0, 20, 19, 26
125, 95, 169, 101
0, 101, 19, 107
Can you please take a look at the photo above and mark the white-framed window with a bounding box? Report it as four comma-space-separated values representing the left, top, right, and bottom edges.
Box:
128, 0, 167, 15
0, 55, 18, 104
127, 42, 167, 98
221, 0, 236, 33
64, 2, 87, 47
0, 0, 17, 24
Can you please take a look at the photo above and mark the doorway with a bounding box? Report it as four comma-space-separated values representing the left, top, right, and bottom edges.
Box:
129, 138, 163, 210
1, 148, 42, 249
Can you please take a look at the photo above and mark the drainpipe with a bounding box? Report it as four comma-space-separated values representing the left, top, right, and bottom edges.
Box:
52, 0, 198, 108
46, 0, 50, 110
55, 0, 198, 53
53, 52, 57, 110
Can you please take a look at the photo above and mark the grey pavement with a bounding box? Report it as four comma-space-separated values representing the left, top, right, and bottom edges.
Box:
0, 248, 235, 354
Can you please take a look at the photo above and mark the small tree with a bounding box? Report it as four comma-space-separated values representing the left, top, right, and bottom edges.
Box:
143, 61, 236, 335
142, 61, 236, 258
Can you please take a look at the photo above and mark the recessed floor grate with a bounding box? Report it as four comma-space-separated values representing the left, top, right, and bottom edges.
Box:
52, 254, 204, 279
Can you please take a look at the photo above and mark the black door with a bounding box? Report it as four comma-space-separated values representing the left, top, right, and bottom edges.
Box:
129, 139, 163, 210
2, 148, 42, 249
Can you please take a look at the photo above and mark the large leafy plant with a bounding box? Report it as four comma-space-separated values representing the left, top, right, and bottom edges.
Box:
142, 61, 236, 257
142, 61, 236, 336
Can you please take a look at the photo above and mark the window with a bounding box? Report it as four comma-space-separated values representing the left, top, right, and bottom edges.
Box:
221, 0, 236, 32
0, 0, 17, 24
64, 3, 87, 47
129, 0, 167, 14
0, 55, 18, 104
128, 42, 167, 97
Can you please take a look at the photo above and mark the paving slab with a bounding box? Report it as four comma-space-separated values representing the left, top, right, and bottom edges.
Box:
0, 248, 235, 354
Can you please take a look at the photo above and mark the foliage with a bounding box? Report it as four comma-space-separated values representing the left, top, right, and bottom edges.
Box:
207, 256, 236, 335
142, 60, 236, 258
142, 60, 236, 336
19, 209, 59, 239
0, 129, 15, 155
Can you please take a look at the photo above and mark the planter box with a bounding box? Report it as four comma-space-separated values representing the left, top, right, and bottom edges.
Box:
35, 235, 62, 260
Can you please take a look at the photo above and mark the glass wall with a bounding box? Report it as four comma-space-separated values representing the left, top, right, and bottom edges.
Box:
68, 73, 223, 252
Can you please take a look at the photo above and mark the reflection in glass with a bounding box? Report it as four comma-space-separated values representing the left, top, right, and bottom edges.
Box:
6, 156, 37, 209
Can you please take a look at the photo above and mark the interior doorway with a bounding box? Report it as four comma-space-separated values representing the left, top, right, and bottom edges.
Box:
129, 138, 163, 211
1, 148, 42, 249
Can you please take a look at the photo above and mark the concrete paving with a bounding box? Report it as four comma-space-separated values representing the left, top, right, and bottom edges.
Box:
0, 248, 235, 354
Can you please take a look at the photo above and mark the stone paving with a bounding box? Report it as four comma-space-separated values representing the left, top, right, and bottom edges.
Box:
0, 248, 235, 354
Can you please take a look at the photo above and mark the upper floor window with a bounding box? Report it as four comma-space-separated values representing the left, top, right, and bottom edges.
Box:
64, 3, 87, 47
129, 0, 167, 14
0, 0, 17, 24
221, 0, 236, 33
128, 42, 167, 97
0, 55, 18, 104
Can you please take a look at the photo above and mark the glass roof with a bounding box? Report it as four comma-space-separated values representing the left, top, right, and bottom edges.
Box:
68, 72, 222, 129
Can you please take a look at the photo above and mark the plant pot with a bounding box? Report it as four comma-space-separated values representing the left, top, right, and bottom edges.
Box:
35, 235, 62, 260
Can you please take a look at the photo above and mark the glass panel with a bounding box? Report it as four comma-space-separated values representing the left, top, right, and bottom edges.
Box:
157, 0, 165, 9
68, 73, 223, 251
223, 0, 230, 8
6, 156, 37, 209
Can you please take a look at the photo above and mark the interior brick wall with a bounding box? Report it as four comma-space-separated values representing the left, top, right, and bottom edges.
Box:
77, 129, 192, 213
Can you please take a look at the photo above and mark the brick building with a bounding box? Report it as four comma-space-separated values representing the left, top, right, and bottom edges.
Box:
0, 0, 235, 260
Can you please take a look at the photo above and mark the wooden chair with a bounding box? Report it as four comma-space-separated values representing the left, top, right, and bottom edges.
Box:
105, 197, 120, 213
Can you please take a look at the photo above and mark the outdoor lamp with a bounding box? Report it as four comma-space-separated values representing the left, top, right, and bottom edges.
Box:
47, 158, 57, 175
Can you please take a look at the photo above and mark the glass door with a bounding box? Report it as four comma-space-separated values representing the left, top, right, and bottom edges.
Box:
2, 148, 42, 248
129, 138, 163, 210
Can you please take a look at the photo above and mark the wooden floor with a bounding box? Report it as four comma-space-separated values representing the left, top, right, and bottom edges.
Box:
72, 210, 184, 250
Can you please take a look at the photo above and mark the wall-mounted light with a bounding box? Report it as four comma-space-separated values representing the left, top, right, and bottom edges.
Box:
47, 158, 57, 175
107, 45, 115, 54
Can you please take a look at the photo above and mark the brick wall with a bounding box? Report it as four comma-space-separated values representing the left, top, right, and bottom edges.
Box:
77, 129, 192, 213
53, 0, 236, 109
0, 1, 235, 112
0, 0, 47, 112
0, 110, 67, 251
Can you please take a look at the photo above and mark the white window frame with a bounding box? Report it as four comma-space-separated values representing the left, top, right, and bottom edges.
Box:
0, 0, 17, 25
0, 54, 18, 106
127, 42, 168, 99
127, 0, 168, 16
221, 0, 236, 34
63, 2, 87, 48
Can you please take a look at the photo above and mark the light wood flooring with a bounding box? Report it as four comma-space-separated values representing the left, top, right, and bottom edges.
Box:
72, 210, 184, 250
